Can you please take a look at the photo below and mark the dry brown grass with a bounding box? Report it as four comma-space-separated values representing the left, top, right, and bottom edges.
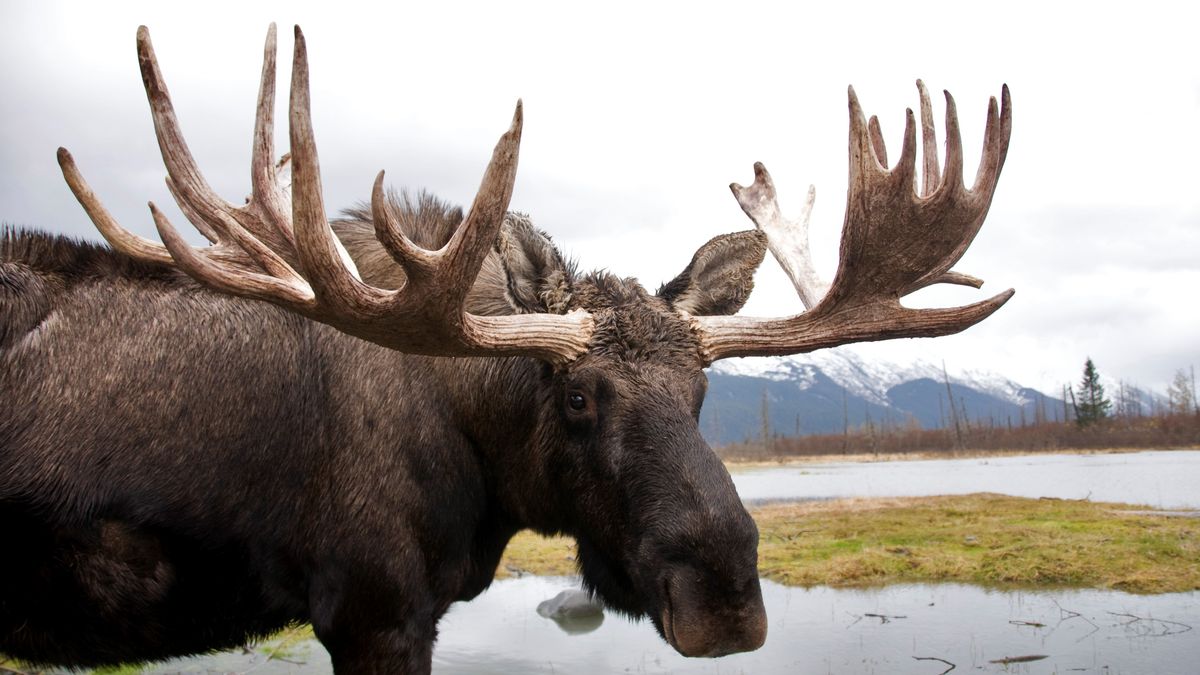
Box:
723, 446, 1187, 471
719, 414, 1200, 463
496, 531, 578, 578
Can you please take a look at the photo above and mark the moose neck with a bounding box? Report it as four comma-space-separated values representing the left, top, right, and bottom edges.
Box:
315, 327, 570, 546
422, 353, 573, 533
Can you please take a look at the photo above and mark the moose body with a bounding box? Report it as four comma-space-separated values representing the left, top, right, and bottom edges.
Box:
1, 210, 766, 670
1, 24, 1012, 675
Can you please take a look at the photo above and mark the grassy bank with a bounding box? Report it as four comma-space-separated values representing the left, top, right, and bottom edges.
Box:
500, 493, 1200, 593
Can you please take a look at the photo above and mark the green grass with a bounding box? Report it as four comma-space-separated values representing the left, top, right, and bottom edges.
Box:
0, 659, 148, 675
0, 627, 319, 675
254, 624, 315, 662
496, 530, 580, 578
500, 493, 1200, 593
758, 494, 1200, 592
89, 666, 144, 675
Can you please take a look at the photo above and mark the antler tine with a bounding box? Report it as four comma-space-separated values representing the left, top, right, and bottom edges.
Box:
249, 23, 292, 236
697, 83, 1014, 363
971, 86, 1012, 195
371, 171, 438, 282
916, 79, 940, 197
57, 148, 174, 264
846, 86, 917, 196
729, 163, 825, 310
254, 25, 360, 280
997, 84, 1012, 176
368, 101, 524, 315
940, 90, 965, 192
288, 26, 384, 315
440, 101, 524, 308
236, 21, 297, 252
893, 104, 920, 189
136, 28, 236, 235
867, 115, 887, 169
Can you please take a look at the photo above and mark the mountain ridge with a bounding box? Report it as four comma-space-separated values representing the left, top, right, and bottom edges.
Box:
702, 349, 1064, 446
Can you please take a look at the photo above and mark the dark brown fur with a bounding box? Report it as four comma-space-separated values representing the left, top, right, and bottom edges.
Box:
0, 194, 767, 673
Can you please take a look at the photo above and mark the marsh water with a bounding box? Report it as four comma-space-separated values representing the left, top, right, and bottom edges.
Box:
732, 449, 1200, 509
134, 577, 1198, 674
50, 451, 1200, 674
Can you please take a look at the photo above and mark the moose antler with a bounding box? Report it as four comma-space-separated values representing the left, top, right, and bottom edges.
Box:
695, 81, 1013, 362
58, 25, 592, 364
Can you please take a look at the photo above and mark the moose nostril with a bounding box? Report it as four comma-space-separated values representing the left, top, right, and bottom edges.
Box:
659, 565, 767, 658
740, 600, 769, 651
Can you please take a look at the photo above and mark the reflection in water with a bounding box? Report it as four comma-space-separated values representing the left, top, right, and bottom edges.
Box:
434, 577, 1199, 674
536, 588, 605, 634
137, 576, 1198, 674
732, 450, 1200, 509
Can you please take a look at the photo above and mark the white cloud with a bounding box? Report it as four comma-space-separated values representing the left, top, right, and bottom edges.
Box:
2, 0, 1197, 393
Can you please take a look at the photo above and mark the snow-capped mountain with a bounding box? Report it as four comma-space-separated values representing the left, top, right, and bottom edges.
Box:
711, 348, 1037, 408
702, 348, 1062, 445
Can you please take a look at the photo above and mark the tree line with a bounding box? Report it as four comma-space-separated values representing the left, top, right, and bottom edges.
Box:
720, 358, 1200, 460
1071, 358, 1197, 426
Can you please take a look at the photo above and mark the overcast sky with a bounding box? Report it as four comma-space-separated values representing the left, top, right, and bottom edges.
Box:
2, 1, 1197, 394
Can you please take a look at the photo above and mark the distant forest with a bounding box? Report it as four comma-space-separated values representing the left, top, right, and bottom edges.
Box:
706, 359, 1198, 458
717, 411, 1200, 460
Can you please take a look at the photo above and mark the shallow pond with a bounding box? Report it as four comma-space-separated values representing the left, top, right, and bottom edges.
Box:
131, 576, 1197, 674
732, 449, 1200, 509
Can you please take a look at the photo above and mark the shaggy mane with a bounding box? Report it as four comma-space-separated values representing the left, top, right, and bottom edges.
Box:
1, 227, 182, 287
332, 190, 576, 317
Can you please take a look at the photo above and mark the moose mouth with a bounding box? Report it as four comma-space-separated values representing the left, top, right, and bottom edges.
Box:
659, 575, 717, 658
661, 577, 679, 652
576, 531, 767, 657
656, 570, 768, 658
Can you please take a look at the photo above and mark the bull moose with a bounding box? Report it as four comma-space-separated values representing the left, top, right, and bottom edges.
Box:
0, 24, 1012, 674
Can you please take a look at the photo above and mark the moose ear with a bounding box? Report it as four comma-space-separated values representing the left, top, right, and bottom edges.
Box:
657, 230, 767, 316
495, 214, 574, 314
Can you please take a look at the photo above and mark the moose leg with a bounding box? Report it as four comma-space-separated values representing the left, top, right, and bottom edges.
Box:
321, 624, 435, 675
308, 566, 439, 675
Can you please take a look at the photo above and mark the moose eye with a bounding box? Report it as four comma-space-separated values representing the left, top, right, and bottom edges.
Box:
567, 392, 588, 411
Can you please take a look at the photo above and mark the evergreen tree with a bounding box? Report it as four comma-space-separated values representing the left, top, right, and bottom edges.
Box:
1075, 357, 1111, 427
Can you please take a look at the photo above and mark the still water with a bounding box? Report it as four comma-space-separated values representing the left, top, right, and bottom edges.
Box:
143, 576, 1197, 674
732, 450, 1200, 509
